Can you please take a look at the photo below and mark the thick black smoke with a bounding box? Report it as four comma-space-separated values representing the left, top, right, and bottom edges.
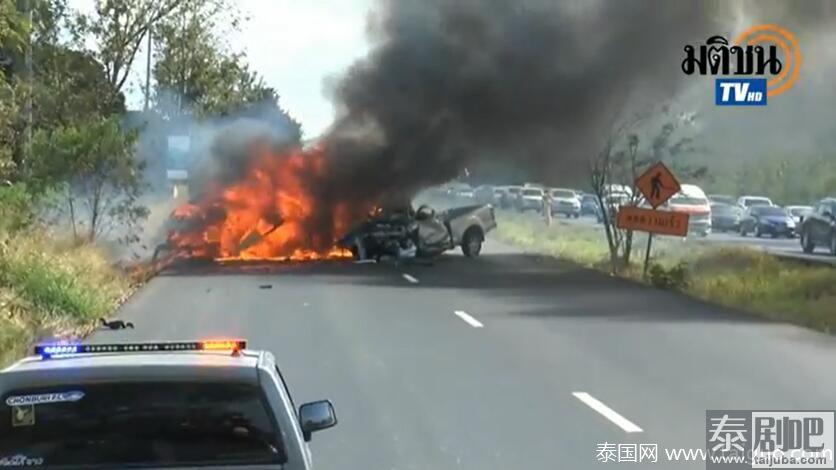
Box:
319, 0, 836, 200
321, 0, 719, 197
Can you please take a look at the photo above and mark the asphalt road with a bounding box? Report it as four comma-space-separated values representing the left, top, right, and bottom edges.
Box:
92, 239, 836, 469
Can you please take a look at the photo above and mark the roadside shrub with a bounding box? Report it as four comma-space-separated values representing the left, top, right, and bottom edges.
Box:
0, 234, 129, 319
0, 183, 34, 234
0, 233, 133, 366
648, 262, 689, 290
689, 246, 777, 273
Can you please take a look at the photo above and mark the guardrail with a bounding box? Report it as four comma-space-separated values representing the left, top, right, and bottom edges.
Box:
768, 250, 836, 267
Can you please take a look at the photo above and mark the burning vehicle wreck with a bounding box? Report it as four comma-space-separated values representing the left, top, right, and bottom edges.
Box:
147, 131, 497, 265
155, 200, 497, 264
337, 203, 497, 261
145, 112, 502, 265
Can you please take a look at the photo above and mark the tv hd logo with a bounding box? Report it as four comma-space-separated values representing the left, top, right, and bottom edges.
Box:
681, 25, 801, 106
714, 79, 766, 106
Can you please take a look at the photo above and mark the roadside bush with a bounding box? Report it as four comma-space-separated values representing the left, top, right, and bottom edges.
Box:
0, 183, 35, 234
0, 233, 133, 366
648, 262, 689, 290
0, 234, 129, 319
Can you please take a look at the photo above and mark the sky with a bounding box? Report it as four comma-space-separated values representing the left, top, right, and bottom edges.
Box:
70, 0, 374, 138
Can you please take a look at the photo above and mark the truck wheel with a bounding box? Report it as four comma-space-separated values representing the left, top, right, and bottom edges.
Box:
800, 230, 814, 253
461, 228, 483, 257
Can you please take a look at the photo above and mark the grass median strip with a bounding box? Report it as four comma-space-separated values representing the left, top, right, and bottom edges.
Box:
495, 211, 836, 333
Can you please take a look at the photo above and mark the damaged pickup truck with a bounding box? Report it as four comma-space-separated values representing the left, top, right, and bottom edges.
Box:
338, 203, 497, 261
153, 200, 496, 263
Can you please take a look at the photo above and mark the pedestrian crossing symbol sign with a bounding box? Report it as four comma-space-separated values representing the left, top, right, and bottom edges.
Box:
635, 161, 681, 209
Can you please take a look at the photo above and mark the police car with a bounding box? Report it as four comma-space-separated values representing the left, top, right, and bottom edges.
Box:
0, 340, 337, 469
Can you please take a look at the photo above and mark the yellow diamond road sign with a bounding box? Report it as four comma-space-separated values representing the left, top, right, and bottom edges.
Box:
635, 162, 681, 209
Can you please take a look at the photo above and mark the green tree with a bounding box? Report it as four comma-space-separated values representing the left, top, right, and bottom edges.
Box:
151, 0, 302, 138
0, 81, 18, 179
29, 117, 148, 242
0, 0, 28, 178
78, 0, 184, 94
0, 0, 28, 56
2, 0, 124, 178
32, 46, 125, 127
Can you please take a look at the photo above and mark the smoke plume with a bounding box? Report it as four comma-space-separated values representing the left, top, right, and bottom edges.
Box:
319, 0, 836, 195
321, 0, 717, 195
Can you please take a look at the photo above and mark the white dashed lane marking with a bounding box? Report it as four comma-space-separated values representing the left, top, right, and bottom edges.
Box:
572, 392, 643, 433
402, 273, 419, 284
453, 310, 484, 328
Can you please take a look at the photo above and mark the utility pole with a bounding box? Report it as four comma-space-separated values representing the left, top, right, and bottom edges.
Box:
25, 0, 33, 165
144, 26, 152, 111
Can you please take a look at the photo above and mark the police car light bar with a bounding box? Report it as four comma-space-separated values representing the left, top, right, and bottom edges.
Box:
34, 340, 247, 358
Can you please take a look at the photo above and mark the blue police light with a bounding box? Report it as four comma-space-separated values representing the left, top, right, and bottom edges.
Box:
35, 344, 80, 357
34, 340, 247, 359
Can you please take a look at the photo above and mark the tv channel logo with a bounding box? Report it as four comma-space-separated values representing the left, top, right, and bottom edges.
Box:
715, 79, 767, 106
682, 25, 801, 106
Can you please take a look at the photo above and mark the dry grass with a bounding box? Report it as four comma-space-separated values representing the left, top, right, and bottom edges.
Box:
495, 211, 610, 267
495, 211, 836, 333
0, 233, 134, 366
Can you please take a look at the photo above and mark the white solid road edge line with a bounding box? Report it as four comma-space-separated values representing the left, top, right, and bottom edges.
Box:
454, 310, 484, 328
402, 273, 419, 284
572, 392, 643, 433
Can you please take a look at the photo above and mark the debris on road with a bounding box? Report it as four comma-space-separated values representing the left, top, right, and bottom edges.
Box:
100, 318, 135, 330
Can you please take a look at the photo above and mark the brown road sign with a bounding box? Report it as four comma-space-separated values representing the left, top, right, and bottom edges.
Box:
617, 206, 690, 237
635, 161, 681, 208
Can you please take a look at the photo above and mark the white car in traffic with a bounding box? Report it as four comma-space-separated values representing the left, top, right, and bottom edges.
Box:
549, 188, 581, 218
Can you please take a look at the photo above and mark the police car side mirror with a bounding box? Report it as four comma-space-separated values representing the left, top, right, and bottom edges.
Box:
299, 400, 337, 441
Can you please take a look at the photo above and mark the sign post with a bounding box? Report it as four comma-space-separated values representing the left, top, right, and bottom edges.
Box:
643, 233, 653, 279
616, 162, 685, 278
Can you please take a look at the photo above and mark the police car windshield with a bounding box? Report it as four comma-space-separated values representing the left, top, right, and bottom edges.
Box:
0, 381, 285, 468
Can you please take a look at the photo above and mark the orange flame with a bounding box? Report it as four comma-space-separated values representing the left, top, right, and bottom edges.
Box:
165, 143, 367, 262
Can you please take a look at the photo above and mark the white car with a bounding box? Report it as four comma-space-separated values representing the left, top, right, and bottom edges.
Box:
517, 187, 545, 212
737, 195, 774, 209
549, 188, 581, 218
496, 185, 522, 209
664, 183, 712, 236
786, 205, 813, 225
0, 339, 337, 469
